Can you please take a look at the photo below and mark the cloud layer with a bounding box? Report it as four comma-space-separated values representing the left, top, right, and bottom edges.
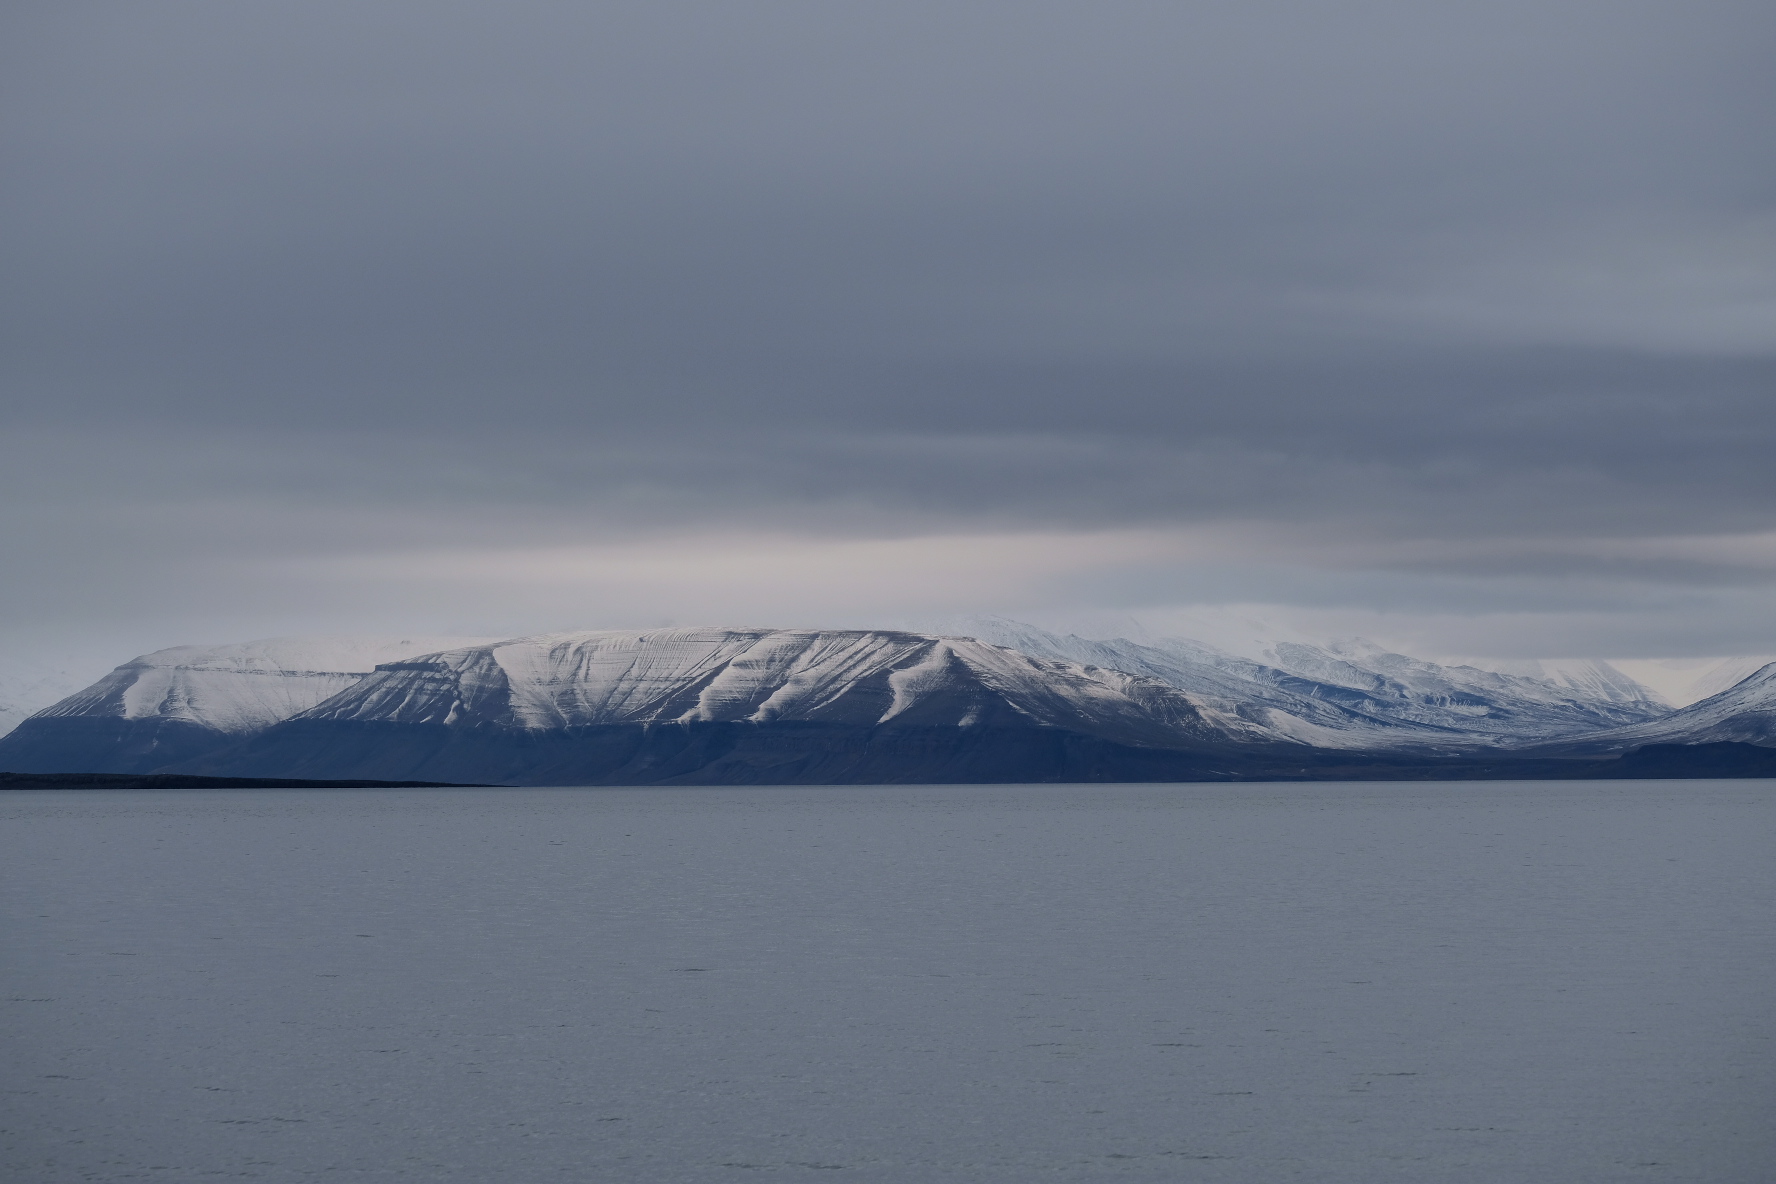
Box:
3, 1, 1773, 664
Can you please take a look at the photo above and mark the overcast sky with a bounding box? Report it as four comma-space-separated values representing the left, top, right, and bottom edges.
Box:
3, 0, 1774, 670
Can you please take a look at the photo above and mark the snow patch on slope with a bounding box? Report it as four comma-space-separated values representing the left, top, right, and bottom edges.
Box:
882, 641, 962, 723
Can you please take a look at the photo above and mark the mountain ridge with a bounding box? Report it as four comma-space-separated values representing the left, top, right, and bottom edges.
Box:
3, 622, 1772, 784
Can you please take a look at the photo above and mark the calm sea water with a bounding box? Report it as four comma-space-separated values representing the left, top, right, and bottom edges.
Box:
2, 781, 1772, 1183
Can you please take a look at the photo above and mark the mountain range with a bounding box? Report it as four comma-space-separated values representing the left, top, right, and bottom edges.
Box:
1, 622, 1771, 784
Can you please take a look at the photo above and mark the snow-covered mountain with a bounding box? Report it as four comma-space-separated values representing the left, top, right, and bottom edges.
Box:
932, 618, 1671, 748
1447, 656, 1674, 707
181, 628, 1328, 784
920, 620, 1471, 750
0, 636, 494, 774
1255, 639, 1667, 742
9, 621, 1770, 785
296, 628, 1232, 738
2, 622, 1695, 779
1535, 661, 1776, 753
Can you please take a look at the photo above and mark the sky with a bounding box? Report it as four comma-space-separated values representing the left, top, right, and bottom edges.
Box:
3, 0, 1774, 678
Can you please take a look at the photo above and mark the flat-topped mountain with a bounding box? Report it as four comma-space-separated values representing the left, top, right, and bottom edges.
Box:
2, 622, 1769, 784
173, 628, 1292, 784
0, 636, 494, 774
278, 629, 1210, 738
4, 626, 1435, 784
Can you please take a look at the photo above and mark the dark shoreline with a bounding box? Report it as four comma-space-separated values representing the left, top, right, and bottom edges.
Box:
4, 741, 1774, 787
0, 772, 498, 790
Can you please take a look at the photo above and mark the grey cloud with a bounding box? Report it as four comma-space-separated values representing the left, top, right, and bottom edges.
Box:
2, 0, 1773, 658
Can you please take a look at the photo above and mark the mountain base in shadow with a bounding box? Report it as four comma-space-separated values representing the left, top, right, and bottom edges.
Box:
0, 716, 240, 776
150, 721, 1776, 785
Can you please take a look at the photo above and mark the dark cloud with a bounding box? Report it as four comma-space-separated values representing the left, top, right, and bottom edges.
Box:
2, 1, 1773, 658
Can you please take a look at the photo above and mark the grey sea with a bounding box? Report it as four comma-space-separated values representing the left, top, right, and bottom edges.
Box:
3, 780, 1771, 1183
